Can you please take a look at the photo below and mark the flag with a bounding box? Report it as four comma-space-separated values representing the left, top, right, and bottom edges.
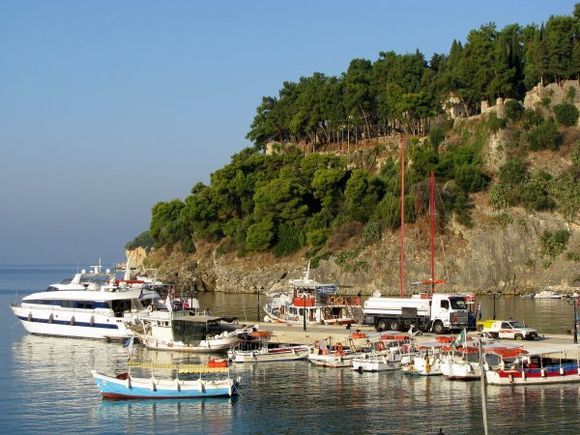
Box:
452, 328, 466, 349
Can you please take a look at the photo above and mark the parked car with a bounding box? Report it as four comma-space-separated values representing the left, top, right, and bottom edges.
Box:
479, 319, 538, 340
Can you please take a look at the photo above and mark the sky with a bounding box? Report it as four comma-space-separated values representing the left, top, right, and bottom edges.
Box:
0, 0, 576, 265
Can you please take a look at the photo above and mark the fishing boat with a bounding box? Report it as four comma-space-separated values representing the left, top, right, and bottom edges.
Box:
440, 345, 482, 380
131, 309, 256, 352
402, 341, 448, 376
308, 340, 354, 368
91, 362, 239, 399
352, 339, 405, 372
263, 262, 362, 326
228, 344, 311, 363
10, 288, 144, 340
227, 329, 311, 362
484, 347, 580, 385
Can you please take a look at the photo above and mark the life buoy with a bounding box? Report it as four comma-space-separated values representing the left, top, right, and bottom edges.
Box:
335, 343, 344, 356
376, 341, 385, 351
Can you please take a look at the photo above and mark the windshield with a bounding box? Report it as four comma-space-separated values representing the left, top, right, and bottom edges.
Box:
449, 297, 467, 310
510, 320, 525, 328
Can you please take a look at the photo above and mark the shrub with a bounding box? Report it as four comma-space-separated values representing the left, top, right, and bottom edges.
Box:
572, 142, 580, 167
498, 158, 528, 186
273, 224, 303, 257
522, 109, 543, 129
489, 183, 509, 210
363, 221, 381, 244
245, 219, 274, 252
504, 100, 523, 123
486, 112, 507, 133
541, 97, 551, 108
553, 103, 579, 127
520, 176, 555, 211
429, 126, 446, 150
528, 118, 561, 151
125, 231, 154, 250
541, 229, 570, 259
306, 228, 330, 248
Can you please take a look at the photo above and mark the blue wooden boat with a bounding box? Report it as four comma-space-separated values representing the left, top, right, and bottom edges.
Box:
91, 366, 240, 399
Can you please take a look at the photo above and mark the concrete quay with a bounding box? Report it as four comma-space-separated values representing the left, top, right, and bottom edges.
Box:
250, 321, 580, 358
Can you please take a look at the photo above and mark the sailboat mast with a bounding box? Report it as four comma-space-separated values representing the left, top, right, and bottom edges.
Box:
430, 172, 436, 294
400, 138, 405, 298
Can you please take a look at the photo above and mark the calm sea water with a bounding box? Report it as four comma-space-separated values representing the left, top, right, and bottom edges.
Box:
1, 265, 579, 434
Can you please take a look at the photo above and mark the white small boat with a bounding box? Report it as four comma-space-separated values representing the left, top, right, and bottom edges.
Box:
133, 310, 255, 352
440, 347, 481, 380
308, 341, 354, 368
228, 344, 311, 363
402, 341, 447, 376
534, 290, 562, 299
352, 339, 406, 372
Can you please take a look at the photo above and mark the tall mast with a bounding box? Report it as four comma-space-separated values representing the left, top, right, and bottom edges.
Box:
430, 172, 436, 294
400, 138, 405, 297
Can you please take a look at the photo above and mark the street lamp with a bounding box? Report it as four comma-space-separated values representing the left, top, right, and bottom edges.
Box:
568, 295, 579, 344
487, 289, 503, 320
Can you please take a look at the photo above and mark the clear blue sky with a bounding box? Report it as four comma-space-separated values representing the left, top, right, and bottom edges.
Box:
0, 0, 575, 265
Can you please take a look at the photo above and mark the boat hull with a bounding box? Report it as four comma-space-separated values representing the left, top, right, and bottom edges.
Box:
228, 346, 311, 363
91, 371, 238, 399
308, 353, 353, 368
138, 334, 242, 353
352, 356, 401, 372
11, 306, 132, 340
486, 365, 580, 385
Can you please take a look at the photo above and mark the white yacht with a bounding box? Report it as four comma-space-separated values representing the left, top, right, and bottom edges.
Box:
10, 288, 144, 340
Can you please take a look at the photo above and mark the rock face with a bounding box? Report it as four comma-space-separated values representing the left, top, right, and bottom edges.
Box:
130, 203, 579, 296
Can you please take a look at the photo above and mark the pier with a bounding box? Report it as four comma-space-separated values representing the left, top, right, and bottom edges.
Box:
251, 321, 580, 357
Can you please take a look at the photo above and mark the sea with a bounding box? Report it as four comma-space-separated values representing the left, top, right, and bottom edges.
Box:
1, 265, 579, 434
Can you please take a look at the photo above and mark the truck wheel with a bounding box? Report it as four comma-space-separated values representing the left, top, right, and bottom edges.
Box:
432, 321, 445, 334
376, 320, 387, 332
514, 334, 524, 341
389, 320, 400, 331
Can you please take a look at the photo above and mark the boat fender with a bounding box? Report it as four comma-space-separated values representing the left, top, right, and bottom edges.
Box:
90, 315, 95, 326
127, 377, 132, 389
541, 368, 546, 377
175, 379, 181, 392
508, 374, 514, 384
147, 305, 153, 313
70, 316, 75, 326
151, 378, 156, 392
559, 366, 564, 376
27, 313, 32, 322
521, 370, 526, 380
49, 314, 54, 323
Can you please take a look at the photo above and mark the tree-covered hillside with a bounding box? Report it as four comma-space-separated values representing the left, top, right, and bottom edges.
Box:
247, 7, 579, 147
128, 5, 580, 261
